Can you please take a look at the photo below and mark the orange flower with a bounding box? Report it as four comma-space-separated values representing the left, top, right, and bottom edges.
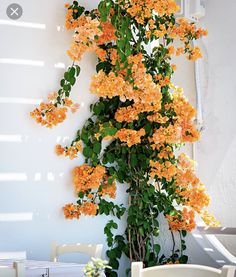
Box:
188, 47, 202, 61
171, 64, 177, 71
64, 98, 73, 107
176, 47, 184, 56
80, 202, 98, 216
65, 146, 78, 160
166, 208, 196, 232
115, 128, 145, 147
168, 45, 175, 55
63, 203, 80, 219
100, 177, 116, 199
67, 16, 102, 61
55, 141, 82, 160
90, 55, 162, 107
96, 21, 117, 44
55, 144, 64, 156
201, 211, 221, 227
126, 0, 179, 24
72, 164, 106, 192
109, 48, 118, 65
150, 160, 177, 182
30, 103, 67, 128
95, 48, 107, 61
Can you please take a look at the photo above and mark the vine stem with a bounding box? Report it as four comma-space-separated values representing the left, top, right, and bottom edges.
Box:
179, 231, 183, 257
128, 194, 133, 263
171, 230, 176, 255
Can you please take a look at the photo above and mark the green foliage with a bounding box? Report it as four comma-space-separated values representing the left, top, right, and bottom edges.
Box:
56, 65, 80, 105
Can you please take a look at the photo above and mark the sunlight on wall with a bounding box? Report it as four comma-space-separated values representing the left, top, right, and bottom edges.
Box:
0, 213, 33, 222
0, 173, 28, 181
0, 19, 46, 30
0, 58, 45, 67
0, 97, 42, 105
0, 135, 23, 142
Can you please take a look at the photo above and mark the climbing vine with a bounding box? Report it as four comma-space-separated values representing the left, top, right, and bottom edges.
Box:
30, 0, 218, 276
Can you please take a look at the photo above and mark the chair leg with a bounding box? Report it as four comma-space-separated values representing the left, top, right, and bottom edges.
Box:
131, 262, 143, 277
14, 261, 25, 277
221, 266, 235, 277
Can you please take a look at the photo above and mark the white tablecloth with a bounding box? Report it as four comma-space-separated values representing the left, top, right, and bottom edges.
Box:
0, 260, 86, 277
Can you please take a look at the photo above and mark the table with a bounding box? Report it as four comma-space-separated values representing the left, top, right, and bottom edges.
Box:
0, 260, 86, 277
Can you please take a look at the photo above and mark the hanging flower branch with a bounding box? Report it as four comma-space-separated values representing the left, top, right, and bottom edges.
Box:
31, 0, 219, 275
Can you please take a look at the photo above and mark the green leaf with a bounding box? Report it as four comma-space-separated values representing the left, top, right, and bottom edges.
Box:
68, 67, 75, 78
83, 147, 93, 158
69, 76, 76, 86
96, 61, 112, 74
60, 79, 65, 87
109, 258, 119, 270
107, 177, 114, 185
63, 84, 71, 92
154, 244, 161, 254
93, 141, 101, 154
93, 102, 105, 115
75, 65, 81, 76
130, 153, 137, 167
64, 71, 69, 81
98, 0, 111, 22
179, 255, 188, 264
78, 191, 84, 198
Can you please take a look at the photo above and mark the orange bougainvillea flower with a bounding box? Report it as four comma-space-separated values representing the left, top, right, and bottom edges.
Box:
63, 203, 80, 219
96, 21, 117, 44
72, 164, 106, 192
80, 202, 98, 216
100, 176, 117, 199
115, 128, 145, 147
150, 160, 177, 182
55, 141, 82, 160
166, 208, 196, 232
30, 103, 67, 128
201, 211, 221, 227
55, 144, 65, 156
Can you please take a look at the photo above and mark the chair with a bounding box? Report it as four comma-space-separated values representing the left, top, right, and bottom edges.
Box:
0, 261, 25, 277
131, 262, 235, 277
50, 242, 103, 262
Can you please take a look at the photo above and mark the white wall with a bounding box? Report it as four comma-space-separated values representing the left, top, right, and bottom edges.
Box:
196, 0, 236, 255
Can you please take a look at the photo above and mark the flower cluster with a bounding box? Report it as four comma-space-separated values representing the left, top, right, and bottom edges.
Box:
30, 102, 67, 128
200, 211, 221, 227
66, 4, 117, 62
63, 203, 80, 219
30, 91, 79, 128
91, 54, 162, 122
124, 0, 179, 24
150, 153, 210, 232
115, 128, 145, 147
150, 160, 177, 182
63, 202, 98, 219
55, 141, 82, 160
80, 202, 98, 216
73, 164, 106, 192
67, 15, 102, 61
166, 207, 196, 232
100, 179, 116, 199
